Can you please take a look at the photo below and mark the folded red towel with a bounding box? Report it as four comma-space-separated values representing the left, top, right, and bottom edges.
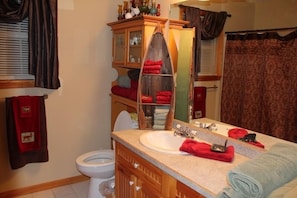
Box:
180, 139, 234, 162
143, 69, 161, 74
228, 128, 265, 148
156, 91, 172, 96
143, 65, 162, 70
144, 60, 163, 66
156, 95, 171, 101
141, 95, 153, 103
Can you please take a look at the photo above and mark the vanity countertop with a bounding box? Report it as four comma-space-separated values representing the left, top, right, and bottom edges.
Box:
111, 118, 296, 197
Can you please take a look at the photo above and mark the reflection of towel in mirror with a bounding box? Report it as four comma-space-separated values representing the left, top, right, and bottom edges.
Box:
217, 143, 297, 198
192, 87, 206, 118
228, 128, 265, 148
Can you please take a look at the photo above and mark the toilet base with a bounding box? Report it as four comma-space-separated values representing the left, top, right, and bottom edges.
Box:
87, 176, 115, 198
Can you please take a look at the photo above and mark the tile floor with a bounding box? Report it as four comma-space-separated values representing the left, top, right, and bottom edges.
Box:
15, 180, 89, 198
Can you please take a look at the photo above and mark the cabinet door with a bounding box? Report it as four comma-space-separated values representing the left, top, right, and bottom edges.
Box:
113, 30, 126, 65
127, 27, 143, 68
116, 164, 136, 198
176, 181, 205, 198
138, 178, 163, 198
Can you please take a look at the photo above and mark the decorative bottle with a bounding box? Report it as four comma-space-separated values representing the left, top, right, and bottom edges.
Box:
156, 4, 160, 16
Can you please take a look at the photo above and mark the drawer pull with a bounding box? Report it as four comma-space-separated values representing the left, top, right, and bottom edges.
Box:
135, 186, 141, 191
133, 163, 139, 169
129, 181, 134, 186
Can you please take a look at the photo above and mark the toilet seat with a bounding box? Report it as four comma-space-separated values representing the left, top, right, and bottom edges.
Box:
76, 150, 114, 167
113, 110, 133, 131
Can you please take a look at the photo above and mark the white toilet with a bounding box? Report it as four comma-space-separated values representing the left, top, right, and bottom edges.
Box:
76, 111, 133, 198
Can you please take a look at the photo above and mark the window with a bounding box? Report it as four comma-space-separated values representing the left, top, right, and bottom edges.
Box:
0, 17, 34, 88
0, 17, 34, 80
197, 32, 224, 81
200, 39, 217, 75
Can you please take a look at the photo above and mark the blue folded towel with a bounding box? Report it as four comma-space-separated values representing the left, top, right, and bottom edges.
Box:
217, 143, 297, 198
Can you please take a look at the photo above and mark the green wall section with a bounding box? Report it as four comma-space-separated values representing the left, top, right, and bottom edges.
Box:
174, 29, 194, 122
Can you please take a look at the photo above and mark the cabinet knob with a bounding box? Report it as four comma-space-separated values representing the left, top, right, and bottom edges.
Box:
129, 181, 134, 186
135, 186, 141, 191
133, 163, 139, 169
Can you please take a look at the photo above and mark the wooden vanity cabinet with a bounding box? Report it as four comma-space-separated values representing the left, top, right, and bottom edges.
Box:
176, 181, 205, 198
115, 142, 205, 198
115, 142, 176, 197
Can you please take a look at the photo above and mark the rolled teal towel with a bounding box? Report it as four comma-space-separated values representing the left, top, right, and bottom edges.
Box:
217, 143, 297, 198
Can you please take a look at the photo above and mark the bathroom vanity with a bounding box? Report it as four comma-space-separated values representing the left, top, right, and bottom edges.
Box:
115, 141, 203, 197
112, 118, 297, 197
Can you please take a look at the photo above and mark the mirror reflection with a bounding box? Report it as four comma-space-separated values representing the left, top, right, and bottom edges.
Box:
171, 0, 297, 143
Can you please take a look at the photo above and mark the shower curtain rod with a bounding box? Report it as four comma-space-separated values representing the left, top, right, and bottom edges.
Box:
178, 5, 231, 17
225, 26, 297, 34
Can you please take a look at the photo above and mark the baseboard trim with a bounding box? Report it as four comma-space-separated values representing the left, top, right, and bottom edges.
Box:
0, 175, 89, 198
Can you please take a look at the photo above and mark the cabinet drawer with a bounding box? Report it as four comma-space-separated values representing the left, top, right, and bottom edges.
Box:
116, 142, 163, 193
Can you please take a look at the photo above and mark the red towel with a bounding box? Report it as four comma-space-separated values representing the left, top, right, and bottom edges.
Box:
143, 69, 161, 74
228, 128, 248, 139
6, 96, 48, 169
156, 95, 171, 101
11, 96, 42, 153
144, 59, 163, 66
180, 139, 234, 162
156, 91, 172, 96
143, 65, 162, 70
141, 95, 153, 103
228, 128, 265, 148
192, 87, 206, 119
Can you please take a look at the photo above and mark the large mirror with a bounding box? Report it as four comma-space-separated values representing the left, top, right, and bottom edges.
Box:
171, 0, 297, 143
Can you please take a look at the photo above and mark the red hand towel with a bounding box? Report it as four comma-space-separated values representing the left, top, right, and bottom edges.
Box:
228, 128, 265, 148
179, 139, 234, 162
11, 96, 42, 153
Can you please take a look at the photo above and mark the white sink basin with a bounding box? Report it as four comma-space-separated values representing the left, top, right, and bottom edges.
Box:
139, 130, 189, 155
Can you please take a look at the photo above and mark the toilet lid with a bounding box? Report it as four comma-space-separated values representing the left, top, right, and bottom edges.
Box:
113, 111, 133, 131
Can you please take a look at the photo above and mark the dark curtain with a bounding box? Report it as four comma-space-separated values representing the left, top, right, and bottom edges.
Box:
221, 30, 297, 143
181, 6, 228, 75
0, 0, 60, 89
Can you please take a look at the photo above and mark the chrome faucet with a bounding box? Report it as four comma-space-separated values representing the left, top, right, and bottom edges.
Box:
174, 124, 196, 139
195, 122, 217, 131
